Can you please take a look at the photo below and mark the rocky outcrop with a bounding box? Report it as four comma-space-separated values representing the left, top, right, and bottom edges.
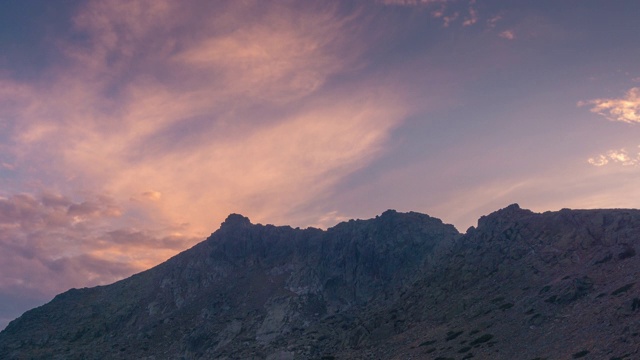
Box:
0, 210, 458, 359
365, 204, 640, 359
2, 205, 640, 359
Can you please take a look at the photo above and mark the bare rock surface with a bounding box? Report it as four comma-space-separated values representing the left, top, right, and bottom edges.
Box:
2, 205, 640, 359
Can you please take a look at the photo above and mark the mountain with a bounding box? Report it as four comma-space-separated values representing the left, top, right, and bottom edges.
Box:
1, 205, 640, 359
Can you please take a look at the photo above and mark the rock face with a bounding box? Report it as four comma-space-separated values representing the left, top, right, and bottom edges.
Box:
2, 205, 640, 359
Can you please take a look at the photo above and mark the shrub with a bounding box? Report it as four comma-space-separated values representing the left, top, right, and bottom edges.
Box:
572, 350, 589, 358
445, 330, 464, 341
500, 303, 514, 310
611, 283, 634, 296
419, 340, 437, 347
470, 334, 494, 346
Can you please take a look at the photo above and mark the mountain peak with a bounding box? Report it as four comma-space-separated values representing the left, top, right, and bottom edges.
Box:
220, 213, 252, 228
493, 203, 526, 214
476, 203, 535, 228
380, 209, 398, 216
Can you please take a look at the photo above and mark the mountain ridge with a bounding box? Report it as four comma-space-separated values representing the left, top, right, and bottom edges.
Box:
2, 204, 640, 359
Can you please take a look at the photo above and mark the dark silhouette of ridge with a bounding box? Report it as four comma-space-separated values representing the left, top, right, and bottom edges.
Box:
2, 204, 640, 359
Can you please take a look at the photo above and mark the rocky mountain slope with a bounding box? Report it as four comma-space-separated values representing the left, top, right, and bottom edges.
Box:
1, 205, 640, 359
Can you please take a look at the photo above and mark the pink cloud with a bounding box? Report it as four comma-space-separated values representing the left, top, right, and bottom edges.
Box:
499, 30, 516, 40
588, 147, 640, 167
379, 0, 486, 29
487, 15, 502, 28
462, 6, 478, 26
442, 12, 459, 27
580, 87, 640, 124
0, 192, 198, 296
0, 0, 410, 235
0, 0, 414, 314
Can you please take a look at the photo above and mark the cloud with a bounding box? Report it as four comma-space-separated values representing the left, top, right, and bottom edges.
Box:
499, 30, 516, 40
140, 191, 162, 201
487, 15, 502, 28
309, 211, 351, 229
67, 198, 122, 219
581, 89, 640, 169
0, 0, 404, 230
174, 14, 348, 103
579, 87, 640, 123
0, 162, 15, 170
587, 155, 609, 167
0, 192, 198, 305
588, 148, 640, 167
462, 2, 478, 26
0, 0, 415, 327
442, 13, 459, 27
379, 0, 482, 28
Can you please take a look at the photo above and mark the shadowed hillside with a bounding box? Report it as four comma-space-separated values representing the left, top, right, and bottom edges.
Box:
2, 205, 640, 359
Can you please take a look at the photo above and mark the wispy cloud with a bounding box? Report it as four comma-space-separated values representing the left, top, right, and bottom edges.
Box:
0, 0, 411, 319
0, 192, 195, 298
462, 1, 478, 27
1, 0, 406, 231
441, 12, 459, 27
588, 148, 640, 167
579, 87, 640, 123
581, 88, 640, 169
309, 211, 351, 229
499, 30, 516, 40
487, 15, 502, 28
380, 0, 482, 28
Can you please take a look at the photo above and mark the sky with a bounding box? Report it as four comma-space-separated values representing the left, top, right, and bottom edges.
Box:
0, 0, 639, 330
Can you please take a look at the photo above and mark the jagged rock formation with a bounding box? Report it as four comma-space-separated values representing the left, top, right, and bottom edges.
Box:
2, 205, 640, 359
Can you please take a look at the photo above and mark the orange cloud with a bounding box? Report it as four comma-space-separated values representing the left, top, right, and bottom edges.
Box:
39, 1, 406, 236
140, 191, 162, 201
0, 0, 411, 303
86, 89, 407, 236
588, 148, 640, 167
175, 12, 349, 103
580, 87, 640, 123
0, 193, 170, 296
